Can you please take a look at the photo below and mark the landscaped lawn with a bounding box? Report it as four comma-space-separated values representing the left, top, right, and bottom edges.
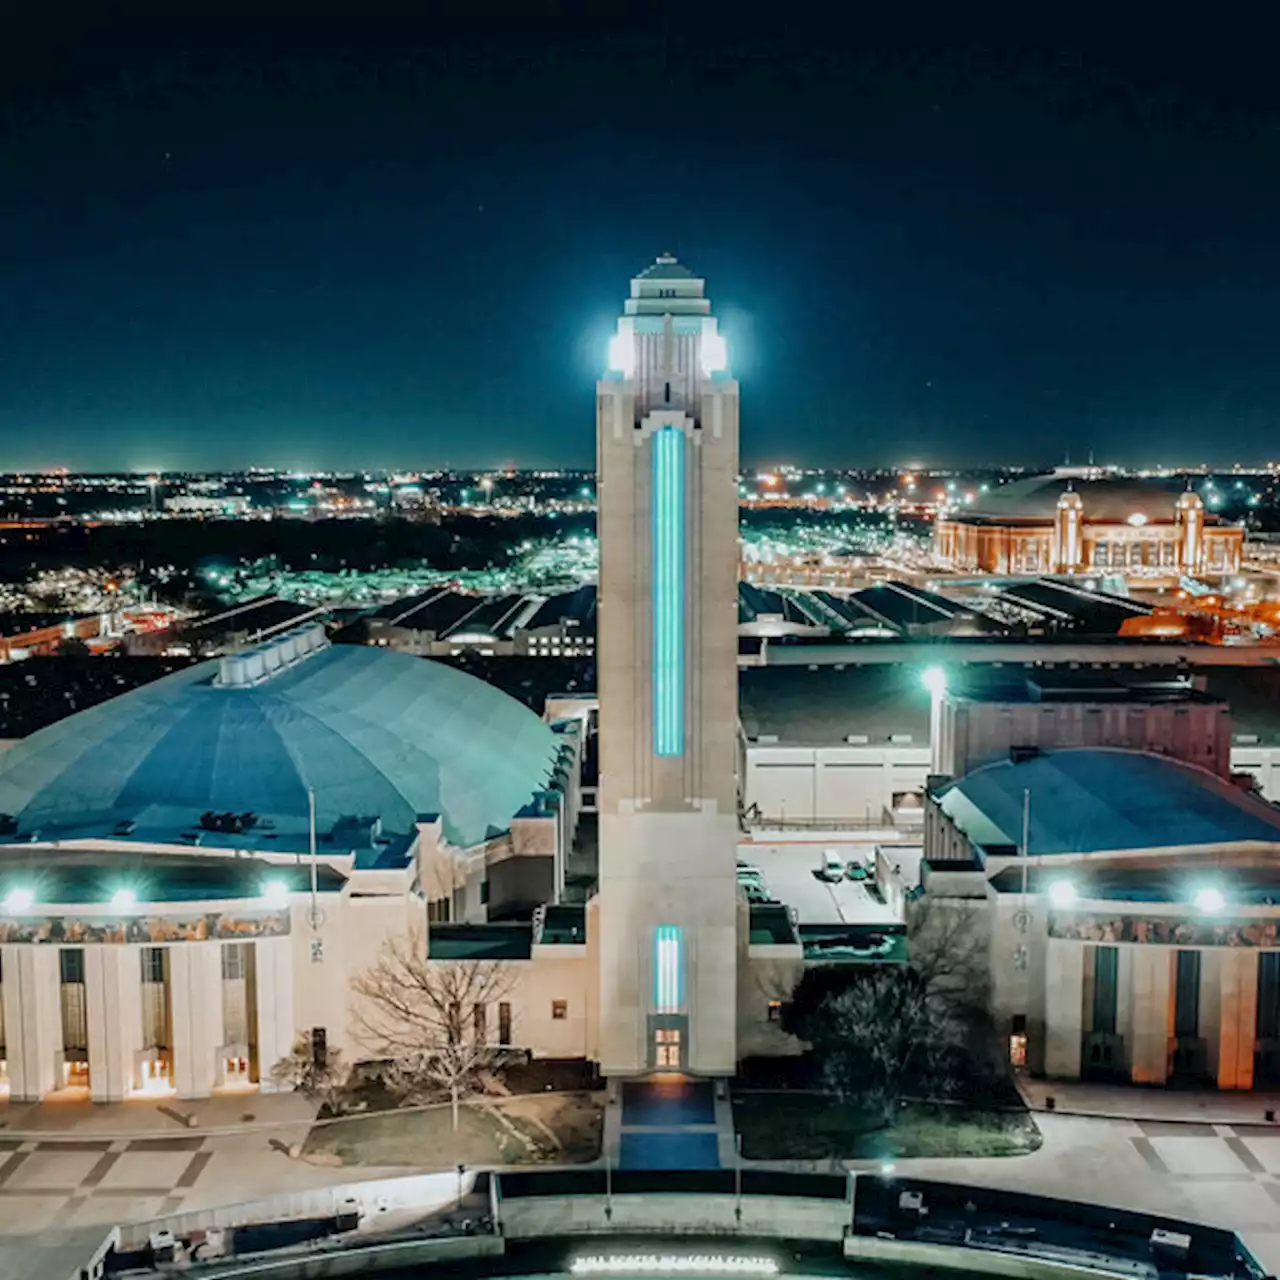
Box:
733, 1091, 1042, 1161
303, 1090, 604, 1168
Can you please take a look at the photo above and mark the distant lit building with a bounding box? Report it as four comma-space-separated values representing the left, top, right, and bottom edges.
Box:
366, 587, 595, 658
934, 472, 1244, 579
163, 495, 251, 517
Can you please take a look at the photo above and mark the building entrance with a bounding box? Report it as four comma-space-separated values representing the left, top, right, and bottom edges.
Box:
654, 1027, 682, 1069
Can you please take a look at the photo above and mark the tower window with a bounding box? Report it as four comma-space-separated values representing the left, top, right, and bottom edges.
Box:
551, 1000, 568, 1021
654, 924, 683, 1013
651, 427, 686, 756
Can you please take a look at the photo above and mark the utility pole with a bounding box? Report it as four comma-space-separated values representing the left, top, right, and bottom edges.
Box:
308, 786, 320, 930
1014, 788, 1031, 972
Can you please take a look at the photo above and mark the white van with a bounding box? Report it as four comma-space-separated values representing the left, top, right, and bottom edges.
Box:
819, 850, 845, 882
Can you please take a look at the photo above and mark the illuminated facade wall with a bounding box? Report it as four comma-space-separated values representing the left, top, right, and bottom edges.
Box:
654, 924, 683, 1013
596, 256, 741, 1075
935, 512, 1243, 578
651, 428, 686, 756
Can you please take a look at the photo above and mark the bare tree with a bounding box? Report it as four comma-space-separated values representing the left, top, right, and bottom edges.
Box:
270, 1032, 349, 1114
905, 896, 990, 1012
805, 967, 966, 1125
784, 896, 995, 1123
351, 929, 517, 1131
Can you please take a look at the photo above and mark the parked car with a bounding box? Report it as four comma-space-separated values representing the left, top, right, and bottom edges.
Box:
818, 850, 845, 882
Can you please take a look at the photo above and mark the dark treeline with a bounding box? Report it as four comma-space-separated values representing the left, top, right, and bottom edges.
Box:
0, 512, 599, 582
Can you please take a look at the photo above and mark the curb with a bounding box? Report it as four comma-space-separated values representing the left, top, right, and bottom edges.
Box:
1024, 1101, 1280, 1126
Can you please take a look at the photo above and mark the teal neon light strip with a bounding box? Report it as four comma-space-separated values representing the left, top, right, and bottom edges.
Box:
651, 427, 685, 757
654, 924, 683, 1012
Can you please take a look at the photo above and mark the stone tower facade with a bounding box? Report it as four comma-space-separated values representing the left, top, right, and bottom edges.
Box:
595, 254, 740, 1076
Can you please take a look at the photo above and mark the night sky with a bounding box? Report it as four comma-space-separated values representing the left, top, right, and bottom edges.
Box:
4, 10, 1280, 471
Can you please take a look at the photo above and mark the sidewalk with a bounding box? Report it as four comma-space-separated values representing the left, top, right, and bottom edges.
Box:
1018, 1078, 1280, 1125
0, 1091, 317, 1141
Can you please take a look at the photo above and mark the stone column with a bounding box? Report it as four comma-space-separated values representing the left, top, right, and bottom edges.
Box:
1128, 947, 1171, 1085
1115, 947, 1134, 1070
2, 946, 62, 1100
254, 937, 296, 1091
169, 944, 222, 1099
85, 945, 143, 1102
1216, 949, 1258, 1091
1199, 949, 1223, 1081
1043, 939, 1085, 1078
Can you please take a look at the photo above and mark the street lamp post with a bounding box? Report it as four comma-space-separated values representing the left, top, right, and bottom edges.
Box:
734, 1133, 743, 1224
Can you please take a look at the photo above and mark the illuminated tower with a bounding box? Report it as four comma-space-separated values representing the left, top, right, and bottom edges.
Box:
1175, 486, 1205, 574
1054, 484, 1083, 573
595, 254, 740, 1076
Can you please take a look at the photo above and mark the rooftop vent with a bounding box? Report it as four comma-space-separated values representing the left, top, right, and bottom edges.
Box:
199, 811, 258, 834
216, 624, 329, 688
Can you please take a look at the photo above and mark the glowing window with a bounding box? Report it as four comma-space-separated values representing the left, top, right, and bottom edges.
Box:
654, 924, 683, 1013
651, 427, 685, 756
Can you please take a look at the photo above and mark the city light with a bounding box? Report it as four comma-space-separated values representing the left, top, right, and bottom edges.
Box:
1048, 879, 1078, 909
1195, 886, 1226, 914
699, 330, 728, 376
2, 887, 35, 914
608, 331, 636, 378
262, 879, 291, 909
110, 888, 137, 911
921, 666, 947, 697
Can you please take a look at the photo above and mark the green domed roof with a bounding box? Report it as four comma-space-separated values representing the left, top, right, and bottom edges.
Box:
0, 645, 560, 849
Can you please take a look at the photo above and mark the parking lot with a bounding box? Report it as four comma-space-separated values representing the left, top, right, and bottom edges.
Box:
737, 839, 903, 925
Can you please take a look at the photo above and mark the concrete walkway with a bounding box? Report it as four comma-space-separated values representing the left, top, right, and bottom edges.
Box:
613, 1080, 722, 1169
0, 1091, 318, 1140
0, 1093, 404, 1238
1018, 1077, 1280, 1124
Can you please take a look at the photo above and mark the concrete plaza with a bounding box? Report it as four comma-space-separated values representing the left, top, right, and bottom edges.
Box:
0, 1093, 402, 1238
1, 1084, 1279, 1275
